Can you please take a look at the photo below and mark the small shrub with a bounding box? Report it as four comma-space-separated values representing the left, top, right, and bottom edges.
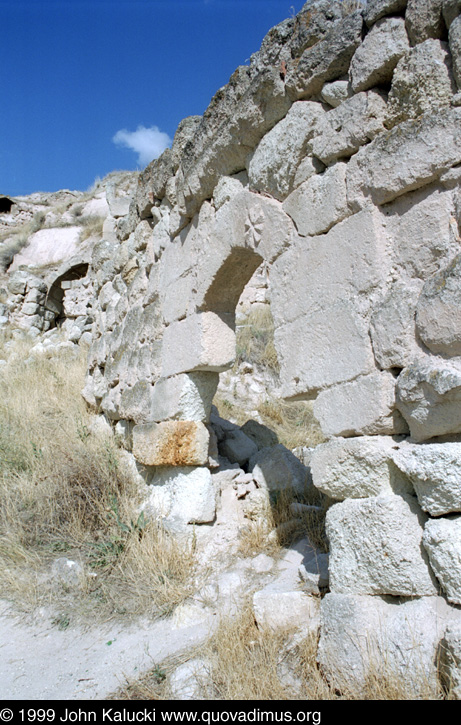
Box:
78, 215, 105, 241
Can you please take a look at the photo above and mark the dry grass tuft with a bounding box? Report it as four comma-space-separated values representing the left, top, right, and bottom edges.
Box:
237, 485, 330, 558
0, 337, 194, 621
78, 215, 105, 241
114, 605, 453, 701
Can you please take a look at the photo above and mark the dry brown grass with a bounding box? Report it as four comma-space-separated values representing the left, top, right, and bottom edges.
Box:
257, 398, 326, 449
237, 485, 330, 558
78, 215, 105, 241
235, 305, 280, 375
0, 338, 194, 622
114, 604, 453, 701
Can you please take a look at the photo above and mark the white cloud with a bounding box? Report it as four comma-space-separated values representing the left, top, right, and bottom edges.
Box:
112, 125, 172, 166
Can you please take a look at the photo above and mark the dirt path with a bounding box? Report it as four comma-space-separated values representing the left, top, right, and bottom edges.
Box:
0, 600, 214, 700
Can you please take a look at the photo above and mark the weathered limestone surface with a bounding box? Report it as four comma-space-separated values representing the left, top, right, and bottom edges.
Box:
282, 162, 349, 236
396, 357, 461, 441
365, 0, 408, 27
370, 281, 422, 369
393, 441, 461, 515
318, 593, 459, 695
248, 101, 324, 200
385, 40, 455, 129
310, 91, 387, 164
311, 436, 411, 500
405, 0, 445, 45
349, 17, 409, 92
423, 517, 461, 604
347, 108, 461, 210
313, 372, 408, 438
142, 466, 216, 526
326, 494, 437, 596
161, 313, 235, 378
132, 421, 210, 467
416, 254, 461, 356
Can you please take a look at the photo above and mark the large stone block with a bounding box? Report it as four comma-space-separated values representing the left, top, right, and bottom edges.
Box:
451, 15, 461, 89
379, 184, 458, 281
347, 107, 461, 209
326, 494, 437, 596
142, 466, 216, 526
385, 40, 455, 129
310, 91, 387, 165
365, 0, 408, 27
396, 357, 461, 441
249, 443, 311, 495
349, 17, 409, 92
285, 11, 363, 100
310, 436, 411, 501
248, 101, 325, 201
282, 162, 349, 237
393, 441, 461, 515
318, 593, 458, 696
405, 0, 445, 45
151, 373, 218, 423
416, 254, 461, 356
161, 313, 235, 378
370, 281, 422, 369
423, 516, 461, 604
119, 380, 155, 424
313, 371, 408, 438
275, 302, 376, 399
132, 421, 210, 467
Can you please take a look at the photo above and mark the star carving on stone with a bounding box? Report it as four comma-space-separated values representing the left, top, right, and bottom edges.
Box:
244, 205, 264, 247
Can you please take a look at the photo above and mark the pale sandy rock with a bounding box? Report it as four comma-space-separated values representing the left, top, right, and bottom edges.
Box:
396, 357, 461, 440
151, 373, 218, 423
80, 196, 109, 218
285, 11, 363, 100
365, 0, 408, 27
275, 303, 376, 398
313, 371, 408, 438
253, 576, 320, 632
423, 516, 461, 604
212, 175, 244, 211
143, 466, 216, 525
249, 444, 311, 495
292, 155, 325, 189
119, 380, 155, 424
370, 280, 422, 369
132, 421, 210, 467
161, 313, 235, 378
326, 494, 437, 596
271, 207, 387, 397
282, 162, 349, 237
406, 0, 445, 45
318, 593, 458, 696
349, 17, 409, 93
347, 107, 461, 210
310, 436, 411, 501
248, 101, 324, 201
311, 91, 387, 165
385, 40, 455, 129
380, 184, 457, 281
416, 254, 461, 356
393, 441, 461, 515
10, 227, 82, 270
320, 79, 352, 107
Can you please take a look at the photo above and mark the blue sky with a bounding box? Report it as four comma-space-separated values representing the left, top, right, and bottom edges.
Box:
1, 0, 305, 196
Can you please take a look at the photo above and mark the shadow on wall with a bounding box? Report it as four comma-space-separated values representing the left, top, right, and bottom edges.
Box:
45, 262, 89, 328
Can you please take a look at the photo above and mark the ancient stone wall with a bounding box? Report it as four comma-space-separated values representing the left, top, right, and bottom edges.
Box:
82, 0, 461, 691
